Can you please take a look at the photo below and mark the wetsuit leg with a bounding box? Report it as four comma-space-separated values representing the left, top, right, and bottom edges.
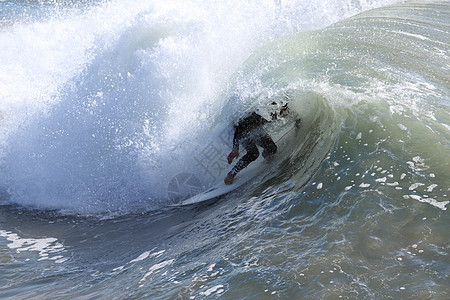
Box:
258, 132, 277, 159
230, 140, 259, 176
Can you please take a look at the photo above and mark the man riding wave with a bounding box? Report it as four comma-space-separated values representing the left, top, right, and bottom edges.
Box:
224, 101, 292, 185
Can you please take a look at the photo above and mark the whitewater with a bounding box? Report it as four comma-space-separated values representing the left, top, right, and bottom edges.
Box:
0, 0, 449, 299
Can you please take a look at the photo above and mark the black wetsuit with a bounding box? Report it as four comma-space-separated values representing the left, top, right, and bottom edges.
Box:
230, 112, 277, 176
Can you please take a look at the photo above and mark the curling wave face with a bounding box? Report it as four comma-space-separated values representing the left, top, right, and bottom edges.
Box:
0, 0, 448, 216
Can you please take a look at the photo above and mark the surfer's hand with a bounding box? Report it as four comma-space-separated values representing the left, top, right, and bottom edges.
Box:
227, 150, 239, 164
224, 172, 235, 185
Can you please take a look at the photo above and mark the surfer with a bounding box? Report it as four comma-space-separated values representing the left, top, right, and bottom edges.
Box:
224, 102, 290, 185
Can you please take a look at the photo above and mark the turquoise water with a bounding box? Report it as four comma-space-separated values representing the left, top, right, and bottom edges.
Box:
0, 0, 449, 299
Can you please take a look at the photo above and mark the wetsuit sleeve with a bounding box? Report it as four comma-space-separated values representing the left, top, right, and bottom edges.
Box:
232, 126, 240, 151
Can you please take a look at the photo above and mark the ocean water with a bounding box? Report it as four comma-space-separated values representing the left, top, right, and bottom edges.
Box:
0, 0, 449, 299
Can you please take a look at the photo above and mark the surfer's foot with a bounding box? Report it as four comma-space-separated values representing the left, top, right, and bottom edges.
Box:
224, 172, 235, 185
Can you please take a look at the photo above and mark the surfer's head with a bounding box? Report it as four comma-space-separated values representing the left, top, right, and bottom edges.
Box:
270, 101, 288, 119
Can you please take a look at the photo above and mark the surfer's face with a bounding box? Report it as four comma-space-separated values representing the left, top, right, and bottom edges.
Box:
271, 106, 288, 119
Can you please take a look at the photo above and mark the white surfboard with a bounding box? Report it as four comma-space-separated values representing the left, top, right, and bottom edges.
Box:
172, 176, 249, 206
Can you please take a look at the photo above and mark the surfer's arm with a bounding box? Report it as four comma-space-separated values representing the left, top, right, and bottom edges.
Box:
279, 105, 301, 129
227, 149, 239, 164
227, 126, 240, 164
232, 126, 240, 151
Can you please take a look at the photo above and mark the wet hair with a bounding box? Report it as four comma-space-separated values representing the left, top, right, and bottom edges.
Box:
271, 101, 288, 108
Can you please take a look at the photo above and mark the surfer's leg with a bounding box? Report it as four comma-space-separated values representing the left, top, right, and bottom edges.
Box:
226, 142, 259, 185
225, 139, 260, 185
259, 133, 277, 159
230, 141, 259, 176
